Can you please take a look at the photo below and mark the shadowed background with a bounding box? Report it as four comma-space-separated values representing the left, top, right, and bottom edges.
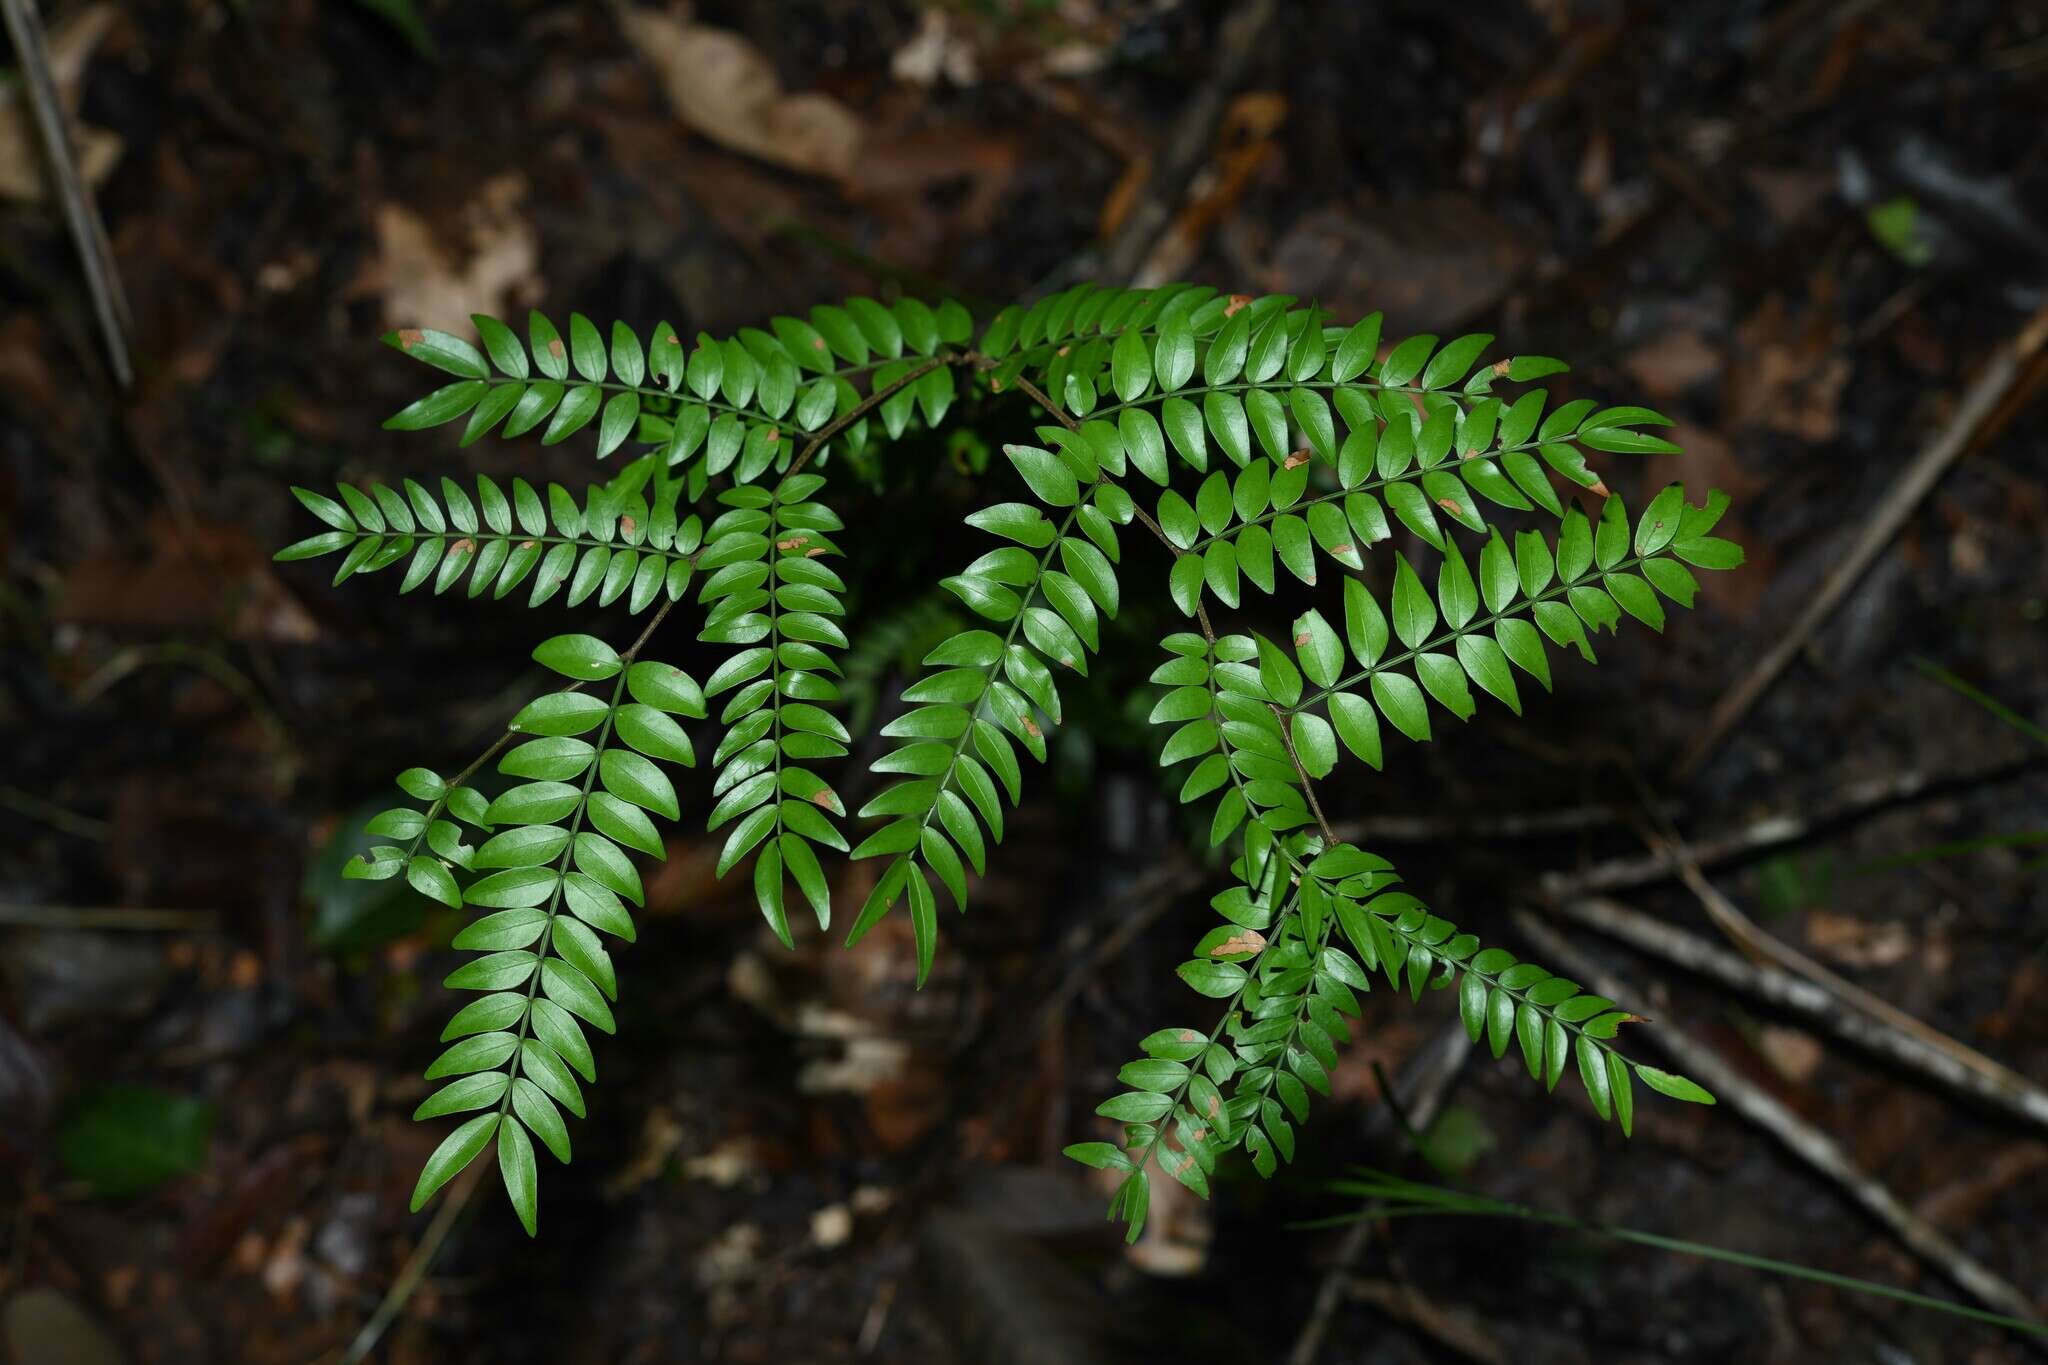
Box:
3, 1, 2047, 1361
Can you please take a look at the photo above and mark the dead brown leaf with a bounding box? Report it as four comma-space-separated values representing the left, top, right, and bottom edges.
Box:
367, 171, 538, 329
1210, 929, 1267, 958
624, 9, 863, 181
0, 5, 122, 203
1804, 910, 1912, 969
1268, 194, 1531, 334
1726, 295, 1850, 442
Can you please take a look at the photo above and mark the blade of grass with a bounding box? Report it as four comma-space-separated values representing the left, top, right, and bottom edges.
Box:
1316, 1170, 2047, 1341
1912, 657, 2048, 748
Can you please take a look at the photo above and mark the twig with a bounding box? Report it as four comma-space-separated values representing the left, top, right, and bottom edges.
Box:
1641, 822, 2047, 1129
0, 0, 132, 387
1545, 894, 2048, 1133
783, 354, 956, 481
1510, 911, 2043, 1329
335, 1159, 487, 1365
1540, 758, 2040, 899
1330, 801, 1662, 846
1676, 298, 2048, 779
1097, 0, 1282, 285
1289, 1021, 1471, 1365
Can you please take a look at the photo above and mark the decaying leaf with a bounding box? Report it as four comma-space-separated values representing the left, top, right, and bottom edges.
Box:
0, 4, 122, 204
368, 172, 538, 329
623, 8, 863, 181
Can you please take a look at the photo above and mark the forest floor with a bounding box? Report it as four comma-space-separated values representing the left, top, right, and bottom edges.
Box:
4, 2, 2048, 1362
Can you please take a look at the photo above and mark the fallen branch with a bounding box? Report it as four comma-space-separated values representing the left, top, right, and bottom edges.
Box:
1540, 758, 2039, 899
1545, 894, 2048, 1133
1644, 824, 2046, 1133
1097, 0, 1281, 285
1677, 298, 2048, 780
1331, 800, 1666, 846
1510, 911, 2042, 1329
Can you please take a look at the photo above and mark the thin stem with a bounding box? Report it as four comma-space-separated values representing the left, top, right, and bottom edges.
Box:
783, 353, 959, 481
1274, 700, 1338, 846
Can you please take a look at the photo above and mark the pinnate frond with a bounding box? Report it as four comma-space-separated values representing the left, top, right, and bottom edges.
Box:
294, 283, 1745, 1236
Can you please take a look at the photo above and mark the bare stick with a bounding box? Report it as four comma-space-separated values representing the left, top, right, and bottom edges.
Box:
1331, 801, 1661, 846
1642, 823, 2046, 1128
1098, 0, 1281, 285
1540, 758, 2038, 899
0, 0, 132, 387
1676, 299, 2048, 780
1511, 912, 2042, 1328
1547, 894, 2048, 1133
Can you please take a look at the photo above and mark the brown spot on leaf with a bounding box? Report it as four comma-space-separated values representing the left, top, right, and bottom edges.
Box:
1224, 293, 1254, 317
1435, 497, 1465, 517
1022, 716, 1042, 738
767, 428, 780, 444
1294, 630, 1312, 647
812, 789, 837, 809
1282, 449, 1311, 470
451, 538, 476, 555
804, 546, 828, 558
990, 377, 1006, 392
619, 516, 637, 538
1589, 480, 1612, 498
397, 327, 424, 351
1332, 544, 1354, 558
1211, 929, 1268, 958
1178, 1029, 1199, 1043
519, 540, 537, 551
1492, 358, 1513, 377
812, 336, 827, 350
777, 536, 810, 552
662, 332, 679, 348
1201, 1091, 1221, 1118
548, 338, 565, 358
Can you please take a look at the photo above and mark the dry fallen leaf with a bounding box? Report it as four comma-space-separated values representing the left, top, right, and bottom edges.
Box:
623, 8, 863, 181
0, 4, 122, 204
1805, 910, 1913, 969
891, 6, 978, 88
369, 171, 538, 328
